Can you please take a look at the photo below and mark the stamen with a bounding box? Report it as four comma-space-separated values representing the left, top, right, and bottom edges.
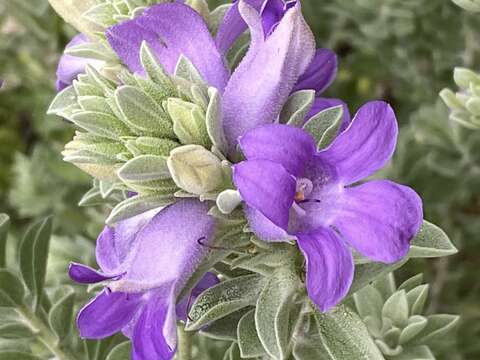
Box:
298, 199, 322, 204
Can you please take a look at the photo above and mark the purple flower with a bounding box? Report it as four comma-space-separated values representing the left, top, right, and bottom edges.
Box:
69, 199, 218, 360
105, 1, 338, 156
56, 34, 103, 91
232, 101, 423, 312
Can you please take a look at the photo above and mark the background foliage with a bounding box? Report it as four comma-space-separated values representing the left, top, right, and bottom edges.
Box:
0, 0, 479, 359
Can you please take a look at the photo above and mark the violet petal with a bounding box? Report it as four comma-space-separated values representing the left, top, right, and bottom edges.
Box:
77, 290, 143, 339
222, 1, 315, 155
293, 48, 337, 94
238, 124, 316, 177
233, 159, 296, 230
318, 101, 398, 185
334, 180, 423, 263
107, 3, 229, 90
297, 228, 354, 312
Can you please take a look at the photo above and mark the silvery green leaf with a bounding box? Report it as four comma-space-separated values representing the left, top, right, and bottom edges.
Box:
408, 221, 457, 258
186, 274, 266, 331
117, 155, 171, 188
106, 193, 173, 225
85, 65, 115, 92
374, 339, 402, 357
398, 274, 424, 292
293, 332, 326, 360
399, 315, 428, 344
0, 352, 41, 360
406, 285, 429, 316
281, 90, 315, 127
237, 309, 266, 358
71, 111, 131, 140
382, 290, 409, 328
186, 0, 210, 20
0, 270, 24, 307
349, 259, 407, 295
129, 137, 180, 157
167, 98, 210, 147
279, 90, 315, 126
373, 273, 396, 300
48, 0, 100, 35
19, 217, 52, 310
453, 67, 480, 88
303, 105, 344, 150
67, 42, 115, 62
353, 286, 383, 335
223, 343, 242, 360
255, 267, 299, 359
115, 86, 175, 138
452, 0, 480, 12
47, 85, 78, 119
411, 314, 460, 347
175, 55, 207, 88
48, 289, 75, 341
0, 214, 9, 268
314, 305, 385, 360
168, 145, 224, 195
191, 84, 209, 109
106, 341, 131, 360
202, 307, 251, 341
390, 345, 434, 360
83, 3, 116, 28
439, 89, 465, 111
206, 87, 228, 154
78, 96, 114, 114
0, 322, 33, 339
140, 42, 173, 88
216, 190, 242, 214
209, 4, 231, 34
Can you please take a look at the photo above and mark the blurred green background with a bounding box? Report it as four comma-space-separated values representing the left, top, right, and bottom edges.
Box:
0, 0, 479, 358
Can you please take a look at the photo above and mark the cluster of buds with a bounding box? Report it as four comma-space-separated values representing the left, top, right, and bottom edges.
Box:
441, 68, 480, 129
354, 273, 459, 359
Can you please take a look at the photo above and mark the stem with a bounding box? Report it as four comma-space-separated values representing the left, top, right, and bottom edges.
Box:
177, 323, 193, 360
16, 305, 78, 360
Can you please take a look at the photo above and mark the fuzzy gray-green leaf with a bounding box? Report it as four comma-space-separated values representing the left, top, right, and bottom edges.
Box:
106, 193, 174, 225
19, 217, 52, 309
382, 290, 409, 328
71, 111, 131, 140
237, 309, 266, 358
186, 274, 266, 331
255, 267, 299, 359
168, 145, 224, 195
349, 259, 407, 295
106, 341, 131, 360
115, 85, 174, 138
412, 314, 460, 347
117, 155, 171, 187
314, 305, 385, 360
282, 90, 315, 127
202, 308, 250, 342
399, 315, 428, 344
0, 322, 34, 339
167, 98, 210, 147
140, 42, 173, 87
0, 270, 24, 307
206, 87, 228, 154
303, 105, 344, 150
408, 221, 457, 258
48, 289, 75, 341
